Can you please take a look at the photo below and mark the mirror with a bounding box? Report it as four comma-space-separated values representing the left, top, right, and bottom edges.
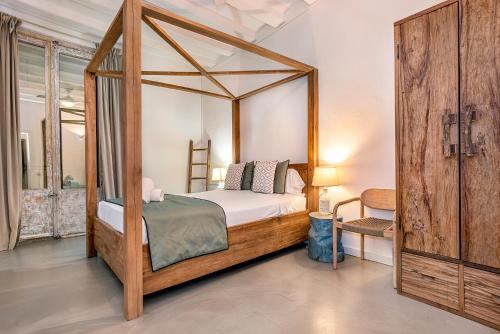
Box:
18, 42, 48, 190
59, 54, 88, 189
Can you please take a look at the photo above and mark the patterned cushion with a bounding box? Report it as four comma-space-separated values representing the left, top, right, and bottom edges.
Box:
224, 163, 245, 190
252, 161, 278, 194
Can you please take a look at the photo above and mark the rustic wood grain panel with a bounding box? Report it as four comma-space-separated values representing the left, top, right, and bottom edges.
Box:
401, 253, 459, 310
232, 100, 240, 163
122, 0, 143, 320
94, 218, 125, 282
398, 4, 460, 258
460, 0, 500, 269
394, 0, 458, 26
307, 69, 319, 212
464, 267, 500, 327
84, 71, 97, 258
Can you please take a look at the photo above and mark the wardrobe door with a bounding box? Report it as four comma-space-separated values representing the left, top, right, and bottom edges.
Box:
460, 0, 500, 269
397, 3, 460, 258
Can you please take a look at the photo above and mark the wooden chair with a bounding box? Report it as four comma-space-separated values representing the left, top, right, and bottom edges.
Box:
332, 188, 396, 270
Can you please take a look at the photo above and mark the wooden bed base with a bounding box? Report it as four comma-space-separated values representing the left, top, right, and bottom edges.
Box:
94, 163, 311, 295
86, 0, 318, 319
95, 210, 310, 295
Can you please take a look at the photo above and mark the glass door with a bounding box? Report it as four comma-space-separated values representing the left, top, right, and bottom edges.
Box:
18, 33, 94, 240
18, 36, 55, 239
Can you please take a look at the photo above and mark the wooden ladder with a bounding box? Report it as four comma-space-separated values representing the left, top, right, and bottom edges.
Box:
187, 139, 211, 193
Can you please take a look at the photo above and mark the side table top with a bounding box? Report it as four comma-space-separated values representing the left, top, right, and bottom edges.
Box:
309, 212, 343, 221
309, 211, 332, 220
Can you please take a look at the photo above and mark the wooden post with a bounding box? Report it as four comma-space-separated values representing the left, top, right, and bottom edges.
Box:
122, 0, 143, 320
84, 70, 97, 258
307, 69, 319, 212
232, 99, 240, 164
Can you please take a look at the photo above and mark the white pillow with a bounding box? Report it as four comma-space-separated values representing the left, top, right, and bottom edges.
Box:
252, 160, 278, 194
224, 163, 245, 190
285, 169, 305, 195
142, 177, 154, 203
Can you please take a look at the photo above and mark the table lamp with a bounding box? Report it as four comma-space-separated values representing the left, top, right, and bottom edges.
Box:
312, 166, 340, 213
212, 167, 227, 189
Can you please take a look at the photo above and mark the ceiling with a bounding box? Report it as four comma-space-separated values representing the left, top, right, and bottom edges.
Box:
0, 0, 318, 69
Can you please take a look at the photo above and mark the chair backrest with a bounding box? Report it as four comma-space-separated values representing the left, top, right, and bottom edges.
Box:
360, 188, 396, 211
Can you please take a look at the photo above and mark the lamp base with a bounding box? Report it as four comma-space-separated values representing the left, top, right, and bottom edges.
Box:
319, 198, 330, 213
318, 187, 330, 213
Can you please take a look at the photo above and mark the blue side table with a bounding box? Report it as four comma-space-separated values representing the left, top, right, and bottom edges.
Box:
308, 212, 344, 263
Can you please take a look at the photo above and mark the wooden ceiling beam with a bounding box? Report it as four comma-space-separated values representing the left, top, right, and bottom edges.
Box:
96, 69, 304, 77
237, 71, 309, 100
142, 79, 231, 100
95, 70, 123, 79
86, 5, 123, 73
210, 69, 303, 76
142, 15, 235, 99
141, 1, 312, 72
94, 71, 231, 100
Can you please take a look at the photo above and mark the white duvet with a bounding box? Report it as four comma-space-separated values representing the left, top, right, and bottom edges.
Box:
97, 189, 306, 244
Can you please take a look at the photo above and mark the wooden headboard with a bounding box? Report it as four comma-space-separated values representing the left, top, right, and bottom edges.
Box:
289, 163, 309, 196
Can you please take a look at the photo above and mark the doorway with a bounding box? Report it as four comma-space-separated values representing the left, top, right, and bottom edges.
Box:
18, 31, 94, 240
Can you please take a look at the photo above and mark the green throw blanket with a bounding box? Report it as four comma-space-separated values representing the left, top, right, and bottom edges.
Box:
107, 194, 228, 271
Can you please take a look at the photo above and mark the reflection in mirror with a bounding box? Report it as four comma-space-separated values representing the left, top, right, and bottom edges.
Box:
59, 54, 88, 189
19, 42, 48, 190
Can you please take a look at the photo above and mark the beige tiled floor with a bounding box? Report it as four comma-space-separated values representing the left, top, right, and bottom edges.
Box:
0, 237, 496, 334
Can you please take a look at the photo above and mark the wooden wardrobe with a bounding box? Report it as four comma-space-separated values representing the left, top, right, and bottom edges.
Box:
394, 0, 499, 329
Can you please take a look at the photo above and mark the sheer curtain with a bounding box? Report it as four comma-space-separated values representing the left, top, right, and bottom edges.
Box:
97, 48, 123, 199
0, 13, 21, 251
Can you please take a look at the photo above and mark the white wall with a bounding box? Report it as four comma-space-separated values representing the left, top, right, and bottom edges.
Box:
141, 50, 206, 194
203, 0, 443, 265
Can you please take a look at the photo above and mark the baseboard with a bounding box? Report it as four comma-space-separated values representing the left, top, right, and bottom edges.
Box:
343, 245, 393, 266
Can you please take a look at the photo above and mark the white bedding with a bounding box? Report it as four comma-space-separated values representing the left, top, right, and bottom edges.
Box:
97, 189, 306, 244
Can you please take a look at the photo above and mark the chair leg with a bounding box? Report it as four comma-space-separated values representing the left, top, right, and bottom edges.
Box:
333, 224, 338, 270
360, 233, 365, 260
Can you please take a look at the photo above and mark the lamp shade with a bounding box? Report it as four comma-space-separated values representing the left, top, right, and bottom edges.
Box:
312, 167, 339, 187
212, 167, 227, 182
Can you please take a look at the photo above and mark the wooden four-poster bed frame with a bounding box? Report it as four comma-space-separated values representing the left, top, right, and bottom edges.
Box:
85, 0, 318, 320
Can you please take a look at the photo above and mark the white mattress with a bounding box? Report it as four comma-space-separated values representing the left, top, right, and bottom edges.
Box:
97, 189, 306, 244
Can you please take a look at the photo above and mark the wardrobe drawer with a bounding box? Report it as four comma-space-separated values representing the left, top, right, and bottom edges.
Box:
401, 253, 459, 310
464, 267, 500, 326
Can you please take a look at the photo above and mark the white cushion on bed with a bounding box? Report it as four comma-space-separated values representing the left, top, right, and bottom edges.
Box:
142, 177, 155, 203
285, 169, 306, 196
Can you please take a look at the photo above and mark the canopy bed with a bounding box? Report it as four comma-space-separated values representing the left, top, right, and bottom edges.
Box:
85, 0, 318, 320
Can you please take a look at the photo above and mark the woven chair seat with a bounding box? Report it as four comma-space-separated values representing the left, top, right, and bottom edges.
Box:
341, 217, 393, 237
